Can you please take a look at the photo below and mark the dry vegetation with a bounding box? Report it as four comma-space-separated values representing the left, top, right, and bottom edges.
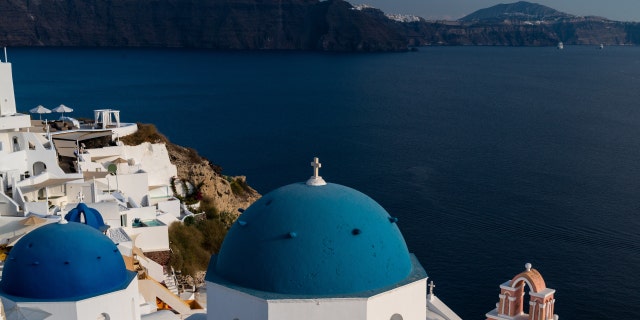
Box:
120, 123, 169, 145
121, 123, 243, 277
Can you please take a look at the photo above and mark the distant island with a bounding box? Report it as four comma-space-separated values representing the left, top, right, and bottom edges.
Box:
0, 0, 638, 51
404, 1, 640, 47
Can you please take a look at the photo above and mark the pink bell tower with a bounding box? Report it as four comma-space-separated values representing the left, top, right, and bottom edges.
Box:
486, 263, 558, 320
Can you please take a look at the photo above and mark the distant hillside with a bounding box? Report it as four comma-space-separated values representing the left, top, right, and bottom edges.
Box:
460, 1, 572, 23
0, 0, 408, 52
0, 0, 639, 49
401, 1, 640, 46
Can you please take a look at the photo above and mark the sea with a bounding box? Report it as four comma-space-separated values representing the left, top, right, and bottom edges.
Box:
9, 46, 640, 319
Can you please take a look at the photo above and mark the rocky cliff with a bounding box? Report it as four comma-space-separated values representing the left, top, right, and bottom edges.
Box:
1, 0, 636, 50
0, 0, 408, 52
404, 18, 633, 46
121, 123, 260, 214
166, 142, 260, 214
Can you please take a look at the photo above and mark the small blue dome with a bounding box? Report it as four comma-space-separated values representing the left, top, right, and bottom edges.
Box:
65, 203, 108, 231
0, 222, 131, 300
213, 182, 413, 295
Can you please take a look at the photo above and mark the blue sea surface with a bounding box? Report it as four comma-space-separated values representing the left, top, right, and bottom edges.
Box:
10, 46, 640, 319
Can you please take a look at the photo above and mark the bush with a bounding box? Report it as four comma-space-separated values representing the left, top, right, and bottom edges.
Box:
121, 123, 169, 145
167, 199, 231, 276
197, 219, 227, 253
230, 177, 251, 196
184, 216, 195, 226
168, 222, 210, 276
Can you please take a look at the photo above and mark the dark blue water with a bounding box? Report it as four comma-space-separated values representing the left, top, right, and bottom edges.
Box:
10, 47, 640, 319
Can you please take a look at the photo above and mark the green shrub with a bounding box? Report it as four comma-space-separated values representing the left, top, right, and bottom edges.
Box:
184, 216, 195, 226
167, 199, 231, 277
230, 178, 251, 196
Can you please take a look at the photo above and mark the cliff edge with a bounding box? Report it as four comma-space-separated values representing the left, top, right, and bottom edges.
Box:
167, 142, 260, 214
121, 123, 260, 214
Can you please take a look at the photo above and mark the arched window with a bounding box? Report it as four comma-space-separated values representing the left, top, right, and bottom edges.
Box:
33, 162, 47, 176
390, 314, 403, 320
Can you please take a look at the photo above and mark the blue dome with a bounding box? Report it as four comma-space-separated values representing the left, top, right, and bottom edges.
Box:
212, 182, 413, 295
0, 222, 131, 300
65, 203, 108, 231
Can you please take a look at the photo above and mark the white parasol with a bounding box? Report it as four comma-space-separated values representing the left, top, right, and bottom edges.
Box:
29, 105, 51, 120
52, 104, 73, 118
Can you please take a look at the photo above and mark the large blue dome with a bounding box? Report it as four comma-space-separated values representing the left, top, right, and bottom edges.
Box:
0, 221, 132, 300
212, 182, 413, 295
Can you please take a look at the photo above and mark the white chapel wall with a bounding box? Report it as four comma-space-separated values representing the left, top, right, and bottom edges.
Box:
366, 279, 427, 320
207, 283, 268, 320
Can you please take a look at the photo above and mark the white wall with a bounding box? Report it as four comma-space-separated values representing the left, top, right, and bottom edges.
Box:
126, 224, 170, 252
125, 207, 157, 225
139, 256, 166, 282
85, 200, 121, 228
86, 142, 177, 190
66, 183, 95, 205
2, 277, 141, 320
22, 132, 66, 176
366, 279, 427, 320
0, 63, 17, 116
123, 143, 177, 187
148, 188, 174, 207
269, 298, 367, 320
156, 199, 181, 217
106, 172, 149, 207
75, 277, 141, 320
0, 150, 27, 177
0, 114, 30, 131
24, 201, 48, 215
207, 279, 427, 320
207, 283, 268, 320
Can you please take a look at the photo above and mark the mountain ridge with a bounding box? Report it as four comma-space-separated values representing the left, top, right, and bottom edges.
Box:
0, 0, 638, 49
459, 1, 573, 22
0, 0, 408, 52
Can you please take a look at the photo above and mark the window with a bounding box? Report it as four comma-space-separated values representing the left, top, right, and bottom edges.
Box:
97, 313, 110, 320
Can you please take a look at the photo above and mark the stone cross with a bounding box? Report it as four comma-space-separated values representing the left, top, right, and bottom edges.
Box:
311, 157, 321, 178
306, 157, 327, 186
428, 281, 436, 296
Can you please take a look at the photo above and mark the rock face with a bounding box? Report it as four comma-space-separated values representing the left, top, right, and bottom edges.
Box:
1, 0, 636, 49
0, 0, 408, 52
404, 1, 640, 46
120, 123, 260, 214
166, 142, 260, 214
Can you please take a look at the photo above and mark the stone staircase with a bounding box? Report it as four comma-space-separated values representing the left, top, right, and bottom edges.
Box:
164, 268, 179, 295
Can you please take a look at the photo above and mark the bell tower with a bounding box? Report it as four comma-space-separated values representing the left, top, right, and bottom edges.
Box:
0, 52, 33, 131
486, 263, 558, 320
0, 58, 18, 116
